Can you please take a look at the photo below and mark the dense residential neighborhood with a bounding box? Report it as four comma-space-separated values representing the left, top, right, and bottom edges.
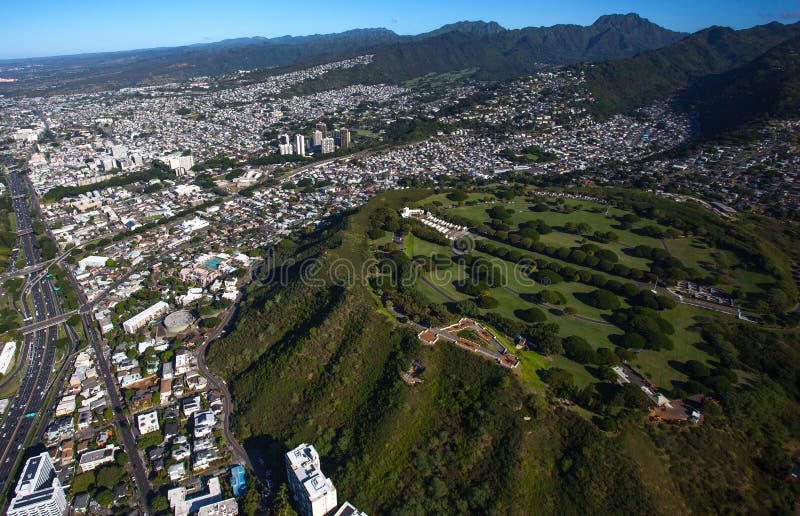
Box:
0, 6, 799, 516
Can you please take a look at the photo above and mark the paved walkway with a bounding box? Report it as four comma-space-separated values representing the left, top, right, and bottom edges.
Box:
420, 275, 458, 303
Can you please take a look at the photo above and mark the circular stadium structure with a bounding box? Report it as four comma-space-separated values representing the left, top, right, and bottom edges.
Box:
164, 310, 195, 333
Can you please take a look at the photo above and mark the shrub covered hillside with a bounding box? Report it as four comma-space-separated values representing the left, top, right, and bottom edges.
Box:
207, 190, 800, 514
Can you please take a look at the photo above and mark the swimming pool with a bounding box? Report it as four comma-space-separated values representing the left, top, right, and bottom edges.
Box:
203, 257, 224, 270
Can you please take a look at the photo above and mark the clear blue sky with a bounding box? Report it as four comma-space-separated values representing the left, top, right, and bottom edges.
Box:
1, 0, 798, 59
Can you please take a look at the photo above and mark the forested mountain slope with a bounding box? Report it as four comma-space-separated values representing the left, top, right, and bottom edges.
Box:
207, 189, 800, 514
583, 21, 800, 118
679, 34, 800, 135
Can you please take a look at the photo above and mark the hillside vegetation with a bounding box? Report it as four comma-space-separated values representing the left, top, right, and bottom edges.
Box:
583, 21, 800, 119
209, 188, 800, 514
287, 14, 684, 96
680, 34, 800, 135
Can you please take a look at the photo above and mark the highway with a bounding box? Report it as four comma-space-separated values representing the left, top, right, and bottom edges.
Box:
0, 166, 61, 502
17, 310, 79, 335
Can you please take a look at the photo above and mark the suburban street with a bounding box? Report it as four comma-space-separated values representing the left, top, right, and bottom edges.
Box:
52, 232, 152, 509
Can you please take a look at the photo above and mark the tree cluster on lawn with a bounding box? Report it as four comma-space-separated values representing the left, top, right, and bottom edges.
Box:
366, 206, 404, 240
137, 430, 164, 450
474, 234, 657, 283
610, 307, 675, 351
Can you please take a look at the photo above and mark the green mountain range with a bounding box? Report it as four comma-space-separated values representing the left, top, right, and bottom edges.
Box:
582, 21, 800, 120
0, 14, 684, 95
287, 13, 687, 94
678, 34, 800, 135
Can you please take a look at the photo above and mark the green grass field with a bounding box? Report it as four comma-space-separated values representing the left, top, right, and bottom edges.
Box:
631, 303, 714, 389
398, 191, 752, 393
447, 201, 667, 249
403, 68, 478, 89
663, 237, 716, 272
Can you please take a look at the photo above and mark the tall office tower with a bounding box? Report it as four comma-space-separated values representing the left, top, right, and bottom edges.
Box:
279, 143, 294, 155
7, 453, 67, 516
279, 134, 291, 145
339, 128, 350, 150
294, 134, 306, 157
315, 122, 328, 139
312, 130, 323, 148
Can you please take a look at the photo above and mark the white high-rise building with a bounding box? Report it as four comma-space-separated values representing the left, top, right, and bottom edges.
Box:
294, 134, 306, 157
166, 155, 195, 176
286, 444, 337, 516
7, 452, 67, 516
321, 138, 335, 155
312, 130, 323, 148
99, 157, 117, 171
279, 143, 294, 155
110, 145, 128, 158
279, 134, 291, 145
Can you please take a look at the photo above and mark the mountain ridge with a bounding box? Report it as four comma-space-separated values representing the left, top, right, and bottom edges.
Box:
282, 13, 688, 96
581, 20, 800, 119
415, 20, 507, 39
679, 33, 800, 135
0, 13, 684, 96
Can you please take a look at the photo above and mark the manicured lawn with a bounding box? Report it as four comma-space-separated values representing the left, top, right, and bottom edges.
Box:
421, 270, 469, 302
447, 201, 667, 249
352, 128, 379, 138
403, 233, 417, 258
404, 235, 451, 259
514, 351, 548, 391
552, 315, 622, 346
414, 274, 457, 304
548, 355, 596, 389
406, 235, 630, 344
663, 237, 716, 273
631, 303, 714, 389
475, 238, 635, 286
372, 232, 394, 249
665, 236, 775, 302
727, 268, 776, 294
414, 192, 498, 210
402, 192, 759, 395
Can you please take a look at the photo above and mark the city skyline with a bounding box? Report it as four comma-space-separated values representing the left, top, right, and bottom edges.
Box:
1, 0, 799, 60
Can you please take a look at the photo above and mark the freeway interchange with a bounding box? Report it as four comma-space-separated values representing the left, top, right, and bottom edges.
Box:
0, 166, 61, 501
0, 163, 151, 511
